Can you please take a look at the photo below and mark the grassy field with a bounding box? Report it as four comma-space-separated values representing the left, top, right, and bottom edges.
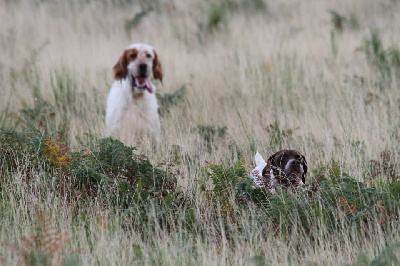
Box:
1, 0, 400, 265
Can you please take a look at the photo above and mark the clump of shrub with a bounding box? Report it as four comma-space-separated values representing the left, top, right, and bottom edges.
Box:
0, 103, 182, 212
196, 0, 267, 42
157, 84, 188, 116
328, 9, 360, 32
358, 30, 400, 82
202, 159, 400, 239
68, 137, 180, 208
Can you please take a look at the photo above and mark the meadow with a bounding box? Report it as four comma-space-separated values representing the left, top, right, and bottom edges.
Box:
1, 0, 400, 265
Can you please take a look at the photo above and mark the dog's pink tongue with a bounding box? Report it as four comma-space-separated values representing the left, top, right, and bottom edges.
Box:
145, 78, 154, 94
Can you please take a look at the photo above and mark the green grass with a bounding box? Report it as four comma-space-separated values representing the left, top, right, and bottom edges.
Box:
1, 0, 400, 265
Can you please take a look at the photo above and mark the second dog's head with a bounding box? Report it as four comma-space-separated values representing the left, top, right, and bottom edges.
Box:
113, 43, 163, 94
264, 149, 308, 189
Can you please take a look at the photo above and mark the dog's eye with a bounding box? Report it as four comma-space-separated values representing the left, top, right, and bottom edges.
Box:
146, 54, 152, 58
130, 53, 137, 59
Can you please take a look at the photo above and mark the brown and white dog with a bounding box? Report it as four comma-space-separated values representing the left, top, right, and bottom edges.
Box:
249, 149, 307, 194
105, 43, 163, 145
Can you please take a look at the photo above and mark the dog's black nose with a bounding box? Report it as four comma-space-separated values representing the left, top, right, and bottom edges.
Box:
139, 64, 147, 75
290, 160, 300, 166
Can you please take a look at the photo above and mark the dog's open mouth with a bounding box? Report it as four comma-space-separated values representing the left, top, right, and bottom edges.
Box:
131, 75, 154, 94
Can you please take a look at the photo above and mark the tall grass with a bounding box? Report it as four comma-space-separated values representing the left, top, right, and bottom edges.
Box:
1, 0, 400, 265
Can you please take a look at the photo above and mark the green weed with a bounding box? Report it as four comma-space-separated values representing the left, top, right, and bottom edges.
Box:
358, 30, 400, 82
197, 124, 227, 152
157, 84, 188, 116
344, 241, 400, 266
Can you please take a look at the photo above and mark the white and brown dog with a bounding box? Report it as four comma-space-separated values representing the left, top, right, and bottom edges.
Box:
105, 43, 163, 145
249, 149, 307, 194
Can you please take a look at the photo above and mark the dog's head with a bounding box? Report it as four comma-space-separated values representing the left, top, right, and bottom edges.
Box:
264, 149, 307, 189
113, 43, 163, 94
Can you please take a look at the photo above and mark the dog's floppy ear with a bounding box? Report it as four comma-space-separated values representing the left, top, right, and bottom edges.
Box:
267, 155, 273, 165
152, 50, 163, 82
266, 153, 282, 177
113, 50, 128, 79
300, 154, 308, 183
254, 151, 266, 167
267, 153, 277, 167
